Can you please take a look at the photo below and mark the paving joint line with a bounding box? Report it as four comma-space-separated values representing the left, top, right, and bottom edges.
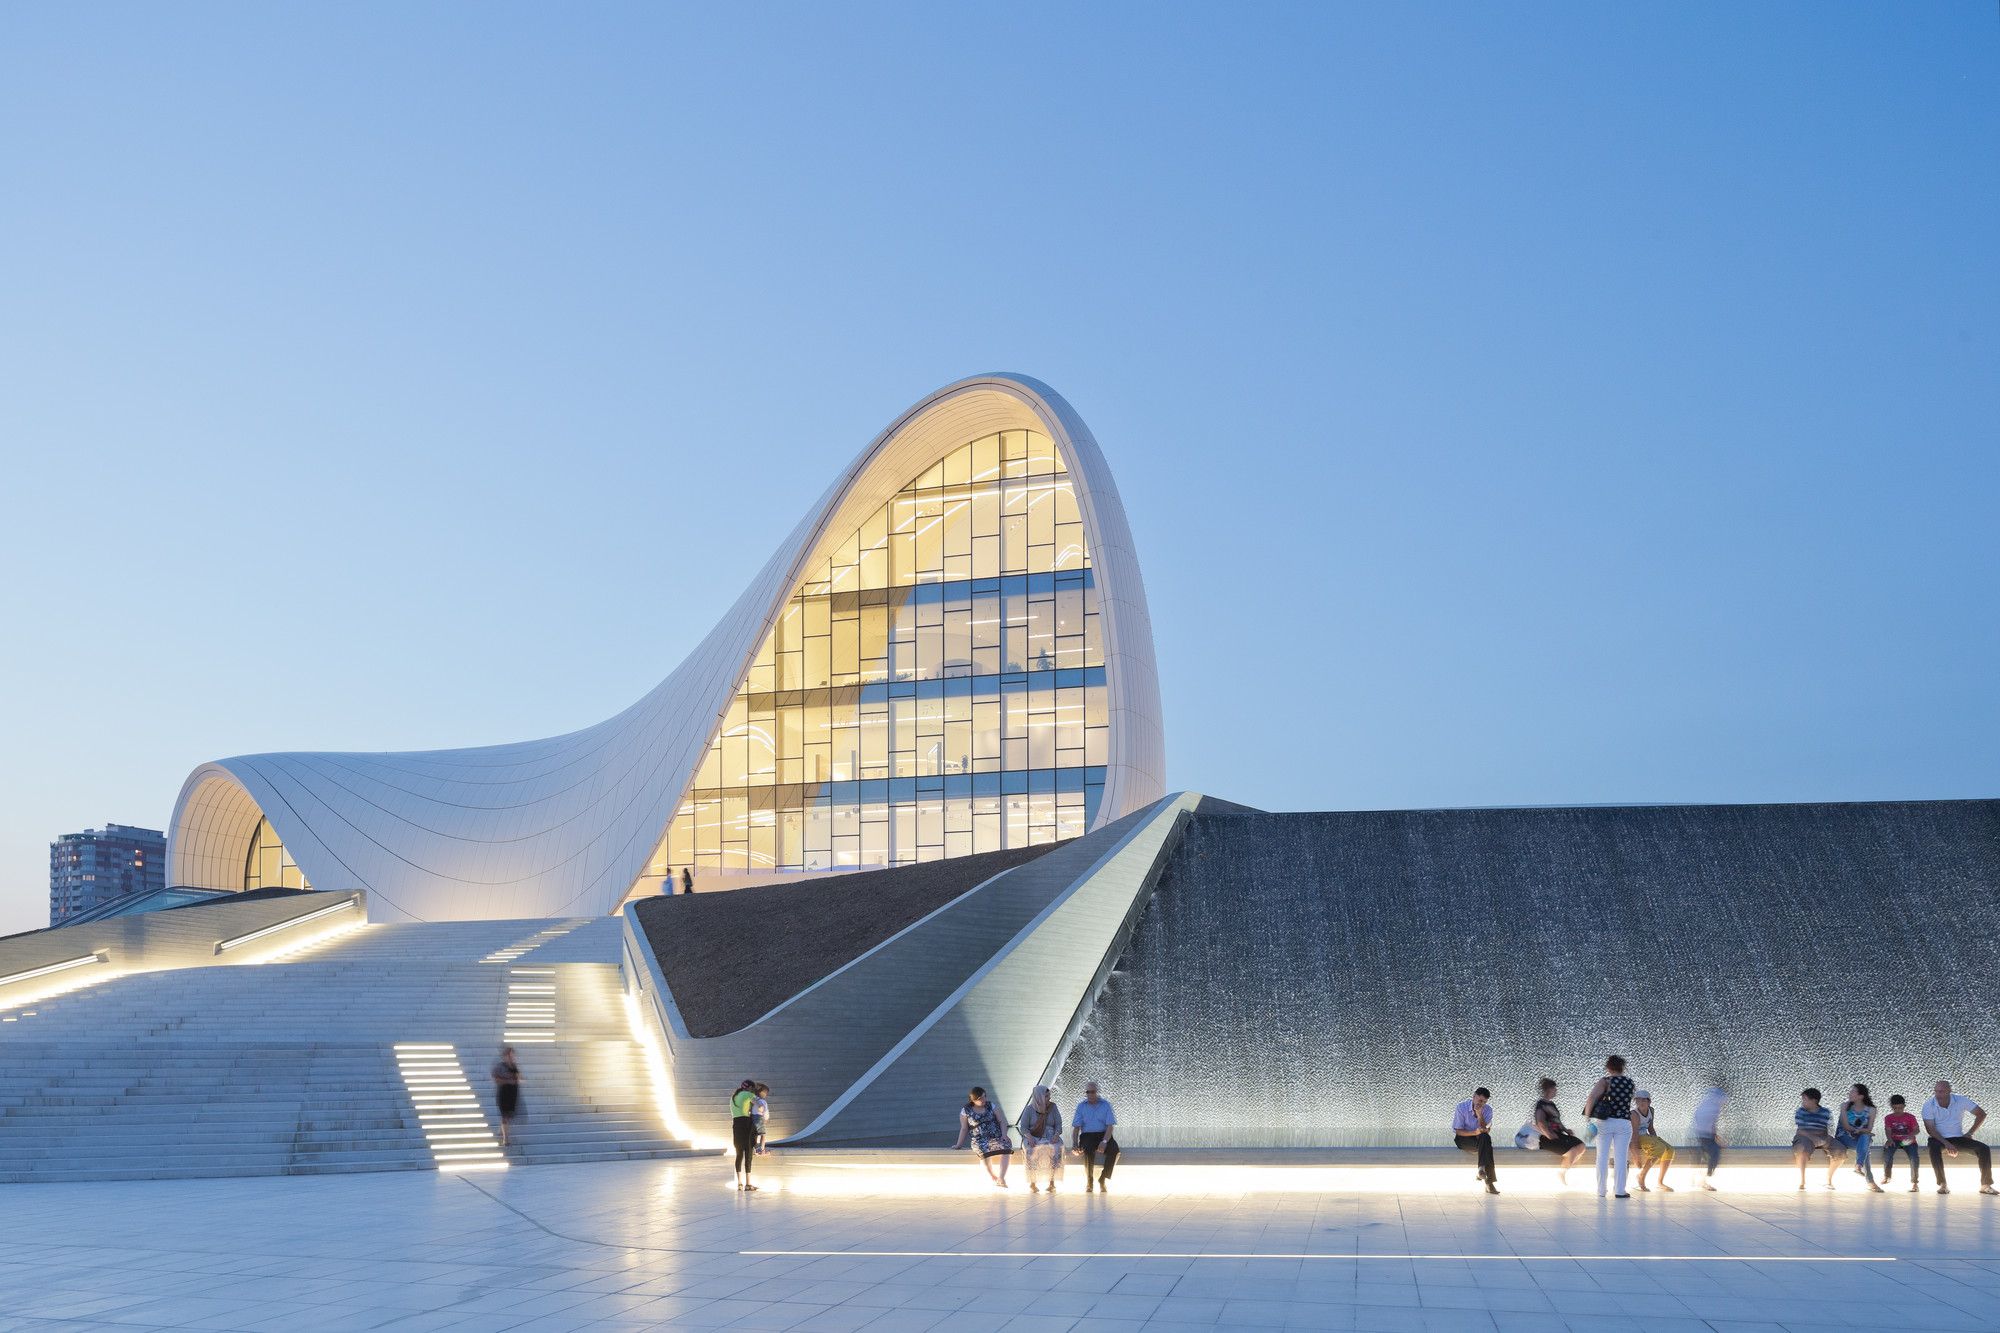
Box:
452, 1174, 731, 1258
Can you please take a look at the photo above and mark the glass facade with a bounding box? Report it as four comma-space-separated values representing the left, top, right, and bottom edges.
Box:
243, 816, 310, 891
646, 428, 1110, 879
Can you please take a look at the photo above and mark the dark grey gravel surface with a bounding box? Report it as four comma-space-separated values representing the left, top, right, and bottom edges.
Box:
636, 842, 1066, 1037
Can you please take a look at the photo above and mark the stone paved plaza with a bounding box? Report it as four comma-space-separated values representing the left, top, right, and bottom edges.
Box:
2, 1152, 1999, 1330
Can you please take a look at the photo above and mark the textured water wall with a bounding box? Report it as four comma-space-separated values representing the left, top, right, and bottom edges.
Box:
1052, 801, 2000, 1147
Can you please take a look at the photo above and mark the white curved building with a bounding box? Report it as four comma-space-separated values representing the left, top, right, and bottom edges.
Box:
167, 375, 1165, 922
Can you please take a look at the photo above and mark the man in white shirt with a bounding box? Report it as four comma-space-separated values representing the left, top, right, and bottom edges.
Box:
1070, 1081, 1119, 1192
1921, 1081, 1998, 1196
1452, 1087, 1499, 1194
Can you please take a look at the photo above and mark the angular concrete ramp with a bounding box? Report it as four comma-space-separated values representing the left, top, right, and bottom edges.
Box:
624, 793, 1200, 1145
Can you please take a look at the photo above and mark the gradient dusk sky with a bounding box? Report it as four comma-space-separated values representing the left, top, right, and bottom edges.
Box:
1, 4, 1995, 932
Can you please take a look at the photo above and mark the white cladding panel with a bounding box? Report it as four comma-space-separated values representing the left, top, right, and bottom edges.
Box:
167, 375, 1166, 921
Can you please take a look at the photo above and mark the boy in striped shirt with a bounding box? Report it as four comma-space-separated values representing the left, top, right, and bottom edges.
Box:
1793, 1087, 1846, 1190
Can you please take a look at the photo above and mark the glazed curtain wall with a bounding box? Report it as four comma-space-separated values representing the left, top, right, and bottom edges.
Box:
242, 816, 309, 891
650, 429, 1110, 876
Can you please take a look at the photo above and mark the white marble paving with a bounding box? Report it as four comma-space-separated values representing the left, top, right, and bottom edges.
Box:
1, 1152, 1998, 1331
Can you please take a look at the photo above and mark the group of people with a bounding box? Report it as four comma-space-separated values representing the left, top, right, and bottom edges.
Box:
512, 1049, 1998, 1203
954, 1080, 1122, 1192
1453, 1057, 1999, 1198
1789, 1081, 1994, 1194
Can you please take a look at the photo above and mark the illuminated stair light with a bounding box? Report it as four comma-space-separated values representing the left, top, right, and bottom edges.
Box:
500, 965, 561, 1047
394, 1044, 506, 1172
480, 920, 590, 964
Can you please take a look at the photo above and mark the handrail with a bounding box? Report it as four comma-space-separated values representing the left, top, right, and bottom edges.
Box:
0, 951, 109, 989
212, 895, 359, 954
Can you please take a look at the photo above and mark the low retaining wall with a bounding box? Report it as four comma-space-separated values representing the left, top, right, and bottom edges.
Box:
0, 891, 366, 1004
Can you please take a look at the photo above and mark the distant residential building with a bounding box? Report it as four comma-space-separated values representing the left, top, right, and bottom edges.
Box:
49, 824, 166, 926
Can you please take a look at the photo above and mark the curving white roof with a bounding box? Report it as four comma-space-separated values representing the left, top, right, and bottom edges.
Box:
167, 375, 1166, 922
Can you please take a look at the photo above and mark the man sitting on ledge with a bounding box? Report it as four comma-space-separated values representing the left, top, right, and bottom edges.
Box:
1453, 1087, 1499, 1194
1071, 1081, 1119, 1193
1923, 1080, 1999, 1196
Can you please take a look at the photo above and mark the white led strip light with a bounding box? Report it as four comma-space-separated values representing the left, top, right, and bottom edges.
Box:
0, 952, 106, 989
393, 1044, 507, 1171
504, 968, 557, 1044
482, 919, 588, 964
213, 897, 358, 954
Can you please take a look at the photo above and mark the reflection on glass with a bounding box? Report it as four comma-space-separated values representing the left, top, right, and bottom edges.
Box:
243, 816, 310, 891
646, 428, 1110, 879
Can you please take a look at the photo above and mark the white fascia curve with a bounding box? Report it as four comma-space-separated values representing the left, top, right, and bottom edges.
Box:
166, 375, 1166, 923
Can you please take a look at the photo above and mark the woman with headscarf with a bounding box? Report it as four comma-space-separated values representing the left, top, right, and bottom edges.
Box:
1016, 1085, 1065, 1193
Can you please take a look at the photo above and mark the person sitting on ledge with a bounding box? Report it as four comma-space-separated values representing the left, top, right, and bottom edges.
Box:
1453, 1086, 1499, 1194
1922, 1081, 1998, 1196
1071, 1081, 1119, 1193
1881, 1095, 1921, 1191
1532, 1077, 1586, 1185
1793, 1087, 1845, 1190
1017, 1085, 1065, 1193
953, 1086, 1014, 1188
1632, 1090, 1675, 1192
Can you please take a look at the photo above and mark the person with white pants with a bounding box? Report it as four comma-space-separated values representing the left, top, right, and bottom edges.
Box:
1582, 1054, 1641, 1199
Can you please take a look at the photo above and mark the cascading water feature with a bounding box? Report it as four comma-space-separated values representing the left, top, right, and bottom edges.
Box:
1053, 800, 2000, 1147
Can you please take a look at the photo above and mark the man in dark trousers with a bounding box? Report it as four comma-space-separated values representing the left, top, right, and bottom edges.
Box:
1923, 1080, 1999, 1195
1453, 1086, 1499, 1194
1071, 1080, 1120, 1192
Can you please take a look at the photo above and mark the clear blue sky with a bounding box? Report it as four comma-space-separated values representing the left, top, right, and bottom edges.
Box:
2, 4, 1995, 933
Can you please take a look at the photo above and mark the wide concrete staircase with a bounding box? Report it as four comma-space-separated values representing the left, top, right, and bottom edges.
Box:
0, 916, 698, 1181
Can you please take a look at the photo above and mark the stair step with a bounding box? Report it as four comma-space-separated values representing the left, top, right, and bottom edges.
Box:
0, 919, 674, 1183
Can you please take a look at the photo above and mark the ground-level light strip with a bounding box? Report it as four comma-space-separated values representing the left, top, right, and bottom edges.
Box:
736, 1160, 1970, 1198
744, 1250, 1895, 1263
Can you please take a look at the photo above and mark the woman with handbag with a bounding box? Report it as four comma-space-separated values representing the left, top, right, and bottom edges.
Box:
1016, 1085, 1065, 1193
1581, 1054, 1640, 1199
953, 1086, 1014, 1187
